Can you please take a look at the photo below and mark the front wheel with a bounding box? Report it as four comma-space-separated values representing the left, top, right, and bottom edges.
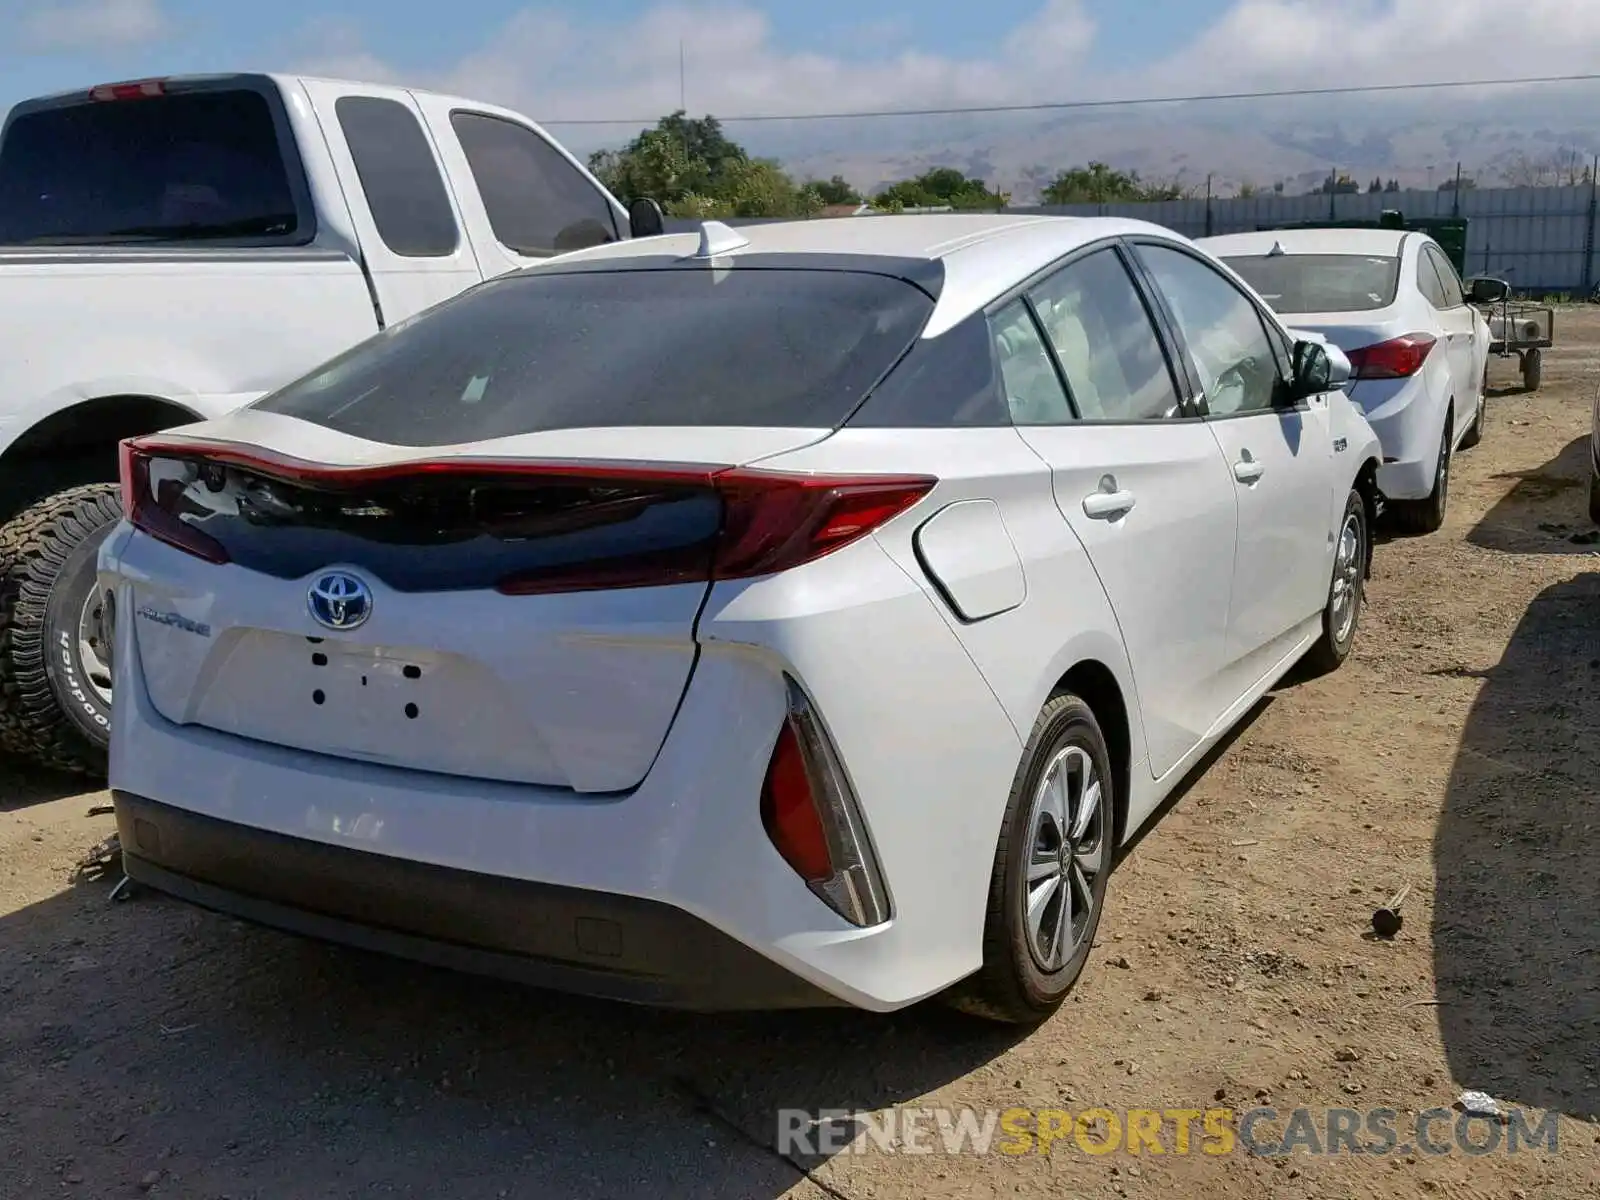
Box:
0, 484, 123, 776
945, 692, 1116, 1025
1301, 488, 1368, 677
1589, 467, 1600, 526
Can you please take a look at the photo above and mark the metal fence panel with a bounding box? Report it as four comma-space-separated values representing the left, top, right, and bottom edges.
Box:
660, 185, 1600, 292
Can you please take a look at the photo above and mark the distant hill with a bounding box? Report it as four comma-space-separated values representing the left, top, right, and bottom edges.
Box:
570, 88, 1600, 203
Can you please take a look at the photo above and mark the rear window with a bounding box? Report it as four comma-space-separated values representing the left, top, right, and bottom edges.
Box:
252, 267, 935, 445
0, 87, 305, 246
1221, 253, 1400, 314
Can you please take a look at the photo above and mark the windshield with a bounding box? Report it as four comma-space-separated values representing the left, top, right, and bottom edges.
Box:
253, 267, 936, 445
1222, 253, 1401, 314
0, 88, 304, 245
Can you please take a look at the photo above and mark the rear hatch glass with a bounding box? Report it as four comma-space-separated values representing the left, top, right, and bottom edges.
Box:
252, 265, 936, 442
1222, 253, 1401, 314
0, 84, 307, 245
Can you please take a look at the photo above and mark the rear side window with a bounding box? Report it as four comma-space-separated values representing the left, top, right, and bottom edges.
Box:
849, 311, 1011, 427
451, 112, 618, 256
0, 88, 304, 245
335, 96, 459, 258
1425, 246, 1465, 307
1415, 249, 1450, 308
253, 267, 934, 445
1222, 253, 1401, 313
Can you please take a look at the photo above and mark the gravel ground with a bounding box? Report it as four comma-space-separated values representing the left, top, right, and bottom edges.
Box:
4, 312, 1600, 1199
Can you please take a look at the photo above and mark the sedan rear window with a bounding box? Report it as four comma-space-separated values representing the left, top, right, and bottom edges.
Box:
253, 267, 935, 445
1221, 253, 1401, 314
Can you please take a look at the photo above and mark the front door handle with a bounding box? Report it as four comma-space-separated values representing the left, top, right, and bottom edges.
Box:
1233, 456, 1265, 484
1082, 490, 1136, 520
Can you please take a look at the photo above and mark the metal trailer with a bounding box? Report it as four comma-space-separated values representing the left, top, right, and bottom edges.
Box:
1469, 277, 1554, 392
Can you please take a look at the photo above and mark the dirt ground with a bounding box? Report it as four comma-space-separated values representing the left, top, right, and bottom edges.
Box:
5, 314, 1600, 1200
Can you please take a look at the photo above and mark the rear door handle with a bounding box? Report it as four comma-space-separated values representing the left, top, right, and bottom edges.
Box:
1082, 490, 1136, 520
1234, 457, 1265, 484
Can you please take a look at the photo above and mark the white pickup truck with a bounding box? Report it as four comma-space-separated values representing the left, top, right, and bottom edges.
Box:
0, 71, 664, 776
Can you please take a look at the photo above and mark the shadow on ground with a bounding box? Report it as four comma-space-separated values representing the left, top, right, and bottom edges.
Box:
0, 754, 95, 812
1433, 571, 1600, 1122
0, 870, 1027, 1197
1465, 436, 1599, 555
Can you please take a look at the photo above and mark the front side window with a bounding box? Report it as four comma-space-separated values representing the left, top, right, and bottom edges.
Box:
450, 112, 618, 256
1138, 244, 1284, 418
1028, 248, 1183, 422
253, 266, 934, 445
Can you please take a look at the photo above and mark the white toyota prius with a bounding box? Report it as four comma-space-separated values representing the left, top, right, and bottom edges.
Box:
99, 214, 1382, 1025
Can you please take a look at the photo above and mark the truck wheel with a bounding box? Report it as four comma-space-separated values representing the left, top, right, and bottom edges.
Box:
0, 484, 123, 777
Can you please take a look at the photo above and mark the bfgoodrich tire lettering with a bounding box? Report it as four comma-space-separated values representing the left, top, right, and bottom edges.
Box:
946, 692, 1115, 1025
0, 484, 123, 776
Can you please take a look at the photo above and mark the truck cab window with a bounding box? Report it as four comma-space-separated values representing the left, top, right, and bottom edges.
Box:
450, 111, 618, 257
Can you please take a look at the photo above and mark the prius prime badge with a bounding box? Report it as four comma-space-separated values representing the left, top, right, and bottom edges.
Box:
308, 571, 373, 631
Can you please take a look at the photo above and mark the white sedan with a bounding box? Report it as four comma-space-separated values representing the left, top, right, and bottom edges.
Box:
1198, 228, 1491, 534
98, 214, 1381, 1025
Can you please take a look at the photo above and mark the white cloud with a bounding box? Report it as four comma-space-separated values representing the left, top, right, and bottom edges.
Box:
288, 0, 1600, 125
23, 0, 168, 50
292, 1, 1100, 122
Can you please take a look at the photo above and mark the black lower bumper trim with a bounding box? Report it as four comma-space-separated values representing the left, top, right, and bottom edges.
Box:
114, 792, 844, 1012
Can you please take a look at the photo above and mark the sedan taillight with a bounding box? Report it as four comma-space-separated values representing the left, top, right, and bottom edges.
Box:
1345, 332, 1437, 380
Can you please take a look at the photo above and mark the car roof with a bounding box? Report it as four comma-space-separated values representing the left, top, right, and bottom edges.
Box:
532, 213, 1201, 337
1196, 228, 1411, 257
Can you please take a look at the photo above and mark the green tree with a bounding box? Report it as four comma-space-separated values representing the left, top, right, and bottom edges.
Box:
1040, 162, 1182, 204
874, 167, 1007, 211
589, 111, 824, 219
809, 175, 862, 206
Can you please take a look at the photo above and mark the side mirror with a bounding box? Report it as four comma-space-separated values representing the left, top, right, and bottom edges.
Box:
1468, 276, 1511, 305
627, 198, 665, 239
1288, 338, 1350, 399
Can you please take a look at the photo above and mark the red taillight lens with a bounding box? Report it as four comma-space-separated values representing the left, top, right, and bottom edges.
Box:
90, 79, 167, 102
1345, 333, 1437, 380
712, 469, 935, 581
116, 435, 934, 588
118, 439, 230, 564
761, 721, 834, 882
759, 680, 891, 927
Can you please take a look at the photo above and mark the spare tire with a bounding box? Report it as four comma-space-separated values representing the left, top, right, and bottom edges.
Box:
0, 484, 123, 777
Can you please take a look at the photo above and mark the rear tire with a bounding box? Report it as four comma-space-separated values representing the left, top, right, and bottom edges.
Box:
1459, 374, 1486, 450
1300, 488, 1367, 677
1589, 467, 1600, 527
945, 692, 1115, 1025
1391, 411, 1452, 535
0, 484, 122, 777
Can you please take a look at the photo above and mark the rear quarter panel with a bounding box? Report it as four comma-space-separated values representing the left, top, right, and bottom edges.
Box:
0, 251, 379, 455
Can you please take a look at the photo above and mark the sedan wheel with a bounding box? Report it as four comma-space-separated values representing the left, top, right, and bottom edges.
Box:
1023, 743, 1105, 973
946, 692, 1115, 1025
1302, 487, 1368, 676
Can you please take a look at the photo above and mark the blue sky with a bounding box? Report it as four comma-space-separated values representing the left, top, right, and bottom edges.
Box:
2, 0, 1226, 116
3, 0, 1594, 142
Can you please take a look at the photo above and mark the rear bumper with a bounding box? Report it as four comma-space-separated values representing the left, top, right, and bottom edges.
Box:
1348, 375, 1445, 501
100, 528, 1025, 1014
116, 791, 841, 1011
